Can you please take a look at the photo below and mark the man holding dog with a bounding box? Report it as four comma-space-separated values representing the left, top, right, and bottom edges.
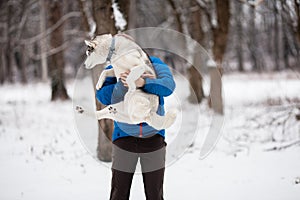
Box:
96, 56, 175, 200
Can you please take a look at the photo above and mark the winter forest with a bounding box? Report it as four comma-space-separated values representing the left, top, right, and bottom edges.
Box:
1, 0, 300, 199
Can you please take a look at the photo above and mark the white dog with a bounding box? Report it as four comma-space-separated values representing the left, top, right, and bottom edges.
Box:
77, 33, 176, 130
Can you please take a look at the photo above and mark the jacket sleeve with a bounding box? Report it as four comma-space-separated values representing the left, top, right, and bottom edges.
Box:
142, 57, 176, 97
95, 67, 128, 105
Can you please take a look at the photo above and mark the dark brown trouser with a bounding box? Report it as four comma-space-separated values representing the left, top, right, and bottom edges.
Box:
110, 134, 166, 200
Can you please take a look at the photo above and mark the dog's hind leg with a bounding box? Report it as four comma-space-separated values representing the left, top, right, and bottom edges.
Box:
146, 109, 177, 130
126, 65, 146, 91
95, 102, 132, 123
76, 103, 131, 123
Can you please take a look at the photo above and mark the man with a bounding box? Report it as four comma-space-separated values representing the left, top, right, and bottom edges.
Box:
96, 56, 175, 200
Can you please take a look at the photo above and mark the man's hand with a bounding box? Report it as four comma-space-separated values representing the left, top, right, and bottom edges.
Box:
120, 71, 155, 88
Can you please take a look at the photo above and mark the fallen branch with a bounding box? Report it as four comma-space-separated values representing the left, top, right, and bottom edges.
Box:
264, 140, 300, 151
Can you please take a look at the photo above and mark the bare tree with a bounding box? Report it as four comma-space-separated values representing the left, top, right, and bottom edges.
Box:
273, 0, 281, 71
280, 0, 291, 69
0, 1, 6, 84
5, 2, 14, 83
212, 0, 230, 67
186, 0, 205, 103
78, 0, 91, 33
47, 0, 69, 101
208, 0, 231, 115
235, 1, 245, 71
167, 0, 184, 33
92, 0, 117, 35
39, 0, 48, 82
13, 0, 28, 84
78, 0, 125, 161
14, 45, 27, 84
91, 0, 118, 162
248, 5, 264, 71
0, 48, 4, 84
295, 0, 300, 43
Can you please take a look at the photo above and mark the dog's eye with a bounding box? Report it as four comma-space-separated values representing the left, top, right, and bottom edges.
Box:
87, 46, 94, 52
86, 46, 94, 56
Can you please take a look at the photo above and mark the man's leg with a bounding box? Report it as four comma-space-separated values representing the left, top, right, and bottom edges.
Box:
139, 135, 166, 200
142, 168, 165, 200
110, 169, 135, 200
110, 137, 138, 200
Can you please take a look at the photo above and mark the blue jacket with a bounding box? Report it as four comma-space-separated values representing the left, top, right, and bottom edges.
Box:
96, 56, 175, 141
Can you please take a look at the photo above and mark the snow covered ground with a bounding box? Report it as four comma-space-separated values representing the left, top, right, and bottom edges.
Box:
1, 71, 300, 200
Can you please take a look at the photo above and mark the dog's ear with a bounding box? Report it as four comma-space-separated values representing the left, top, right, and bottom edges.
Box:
84, 40, 92, 47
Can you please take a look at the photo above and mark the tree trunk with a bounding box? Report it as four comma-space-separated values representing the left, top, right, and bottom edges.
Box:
187, 0, 205, 103
295, 0, 300, 43
209, 0, 230, 115
47, 0, 69, 101
273, 1, 280, 71
91, 0, 118, 162
92, 0, 117, 35
14, 45, 27, 84
91, 68, 114, 162
39, 0, 48, 82
0, 47, 4, 84
249, 6, 263, 71
188, 66, 204, 103
209, 65, 223, 115
0, 2, 5, 84
212, 0, 230, 66
5, 3, 13, 83
128, 0, 136, 29
235, 1, 244, 72
167, 0, 184, 33
78, 0, 90, 33
281, 0, 290, 69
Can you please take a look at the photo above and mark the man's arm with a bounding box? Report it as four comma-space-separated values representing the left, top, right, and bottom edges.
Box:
142, 56, 176, 97
96, 67, 128, 105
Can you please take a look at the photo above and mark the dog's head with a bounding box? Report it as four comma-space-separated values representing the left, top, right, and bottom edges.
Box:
84, 34, 113, 69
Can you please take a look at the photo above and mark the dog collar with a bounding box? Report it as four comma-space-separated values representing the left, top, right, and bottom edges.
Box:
106, 37, 115, 64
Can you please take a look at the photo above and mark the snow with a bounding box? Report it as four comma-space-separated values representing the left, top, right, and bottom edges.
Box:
112, 1, 127, 31
1, 71, 300, 200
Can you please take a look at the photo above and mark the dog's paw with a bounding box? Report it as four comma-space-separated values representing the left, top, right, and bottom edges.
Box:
76, 105, 84, 114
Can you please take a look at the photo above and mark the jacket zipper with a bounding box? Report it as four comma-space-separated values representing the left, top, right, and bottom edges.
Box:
139, 123, 143, 137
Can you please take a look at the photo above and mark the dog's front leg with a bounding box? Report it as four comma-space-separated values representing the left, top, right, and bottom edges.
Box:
96, 68, 115, 90
145, 109, 177, 130
126, 65, 146, 92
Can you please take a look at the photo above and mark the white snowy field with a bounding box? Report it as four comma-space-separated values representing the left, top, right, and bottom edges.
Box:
1, 71, 300, 200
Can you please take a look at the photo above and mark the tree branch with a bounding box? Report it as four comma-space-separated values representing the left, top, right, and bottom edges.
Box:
264, 140, 300, 151
19, 11, 81, 45
166, 0, 184, 33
